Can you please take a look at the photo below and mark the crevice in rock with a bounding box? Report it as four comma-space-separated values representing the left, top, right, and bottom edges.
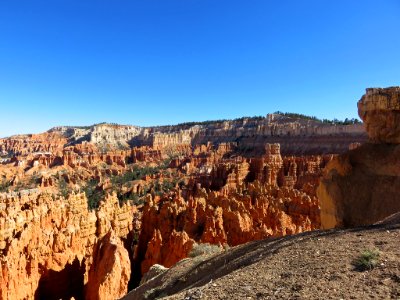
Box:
123, 231, 142, 291
34, 258, 85, 300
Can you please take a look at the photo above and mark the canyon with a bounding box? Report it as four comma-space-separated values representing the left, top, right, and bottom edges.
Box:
0, 110, 369, 299
126, 86, 400, 299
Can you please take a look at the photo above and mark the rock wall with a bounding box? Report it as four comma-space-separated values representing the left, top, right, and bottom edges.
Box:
318, 86, 400, 228
0, 110, 370, 298
144, 117, 366, 155
358, 86, 400, 143
318, 143, 400, 228
134, 144, 326, 276
0, 133, 66, 156
136, 184, 320, 275
42, 114, 367, 156
0, 190, 137, 300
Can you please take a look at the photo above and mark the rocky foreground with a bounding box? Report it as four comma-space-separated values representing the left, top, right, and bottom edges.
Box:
1, 87, 399, 299
123, 219, 400, 299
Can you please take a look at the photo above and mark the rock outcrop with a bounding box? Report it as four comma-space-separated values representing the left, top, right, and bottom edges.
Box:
0, 191, 136, 300
0, 111, 369, 299
319, 87, 400, 228
85, 232, 131, 300
136, 183, 321, 275
0, 133, 66, 156
139, 264, 168, 285
358, 87, 400, 143
134, 144, 325, 276
42, 114, 366, 156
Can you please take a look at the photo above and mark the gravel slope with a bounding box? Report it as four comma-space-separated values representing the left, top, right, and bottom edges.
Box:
123, 221, 400, 300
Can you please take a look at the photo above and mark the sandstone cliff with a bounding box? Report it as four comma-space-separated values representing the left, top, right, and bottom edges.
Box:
0, 133, 66, 157
0, 110, 369, 299
318, 86, 400, 228
133, 144, 326, 277
358, 87, 400, 143
0, 138, 330, 298
41, 113, 366, 155
0, 190, 137, 300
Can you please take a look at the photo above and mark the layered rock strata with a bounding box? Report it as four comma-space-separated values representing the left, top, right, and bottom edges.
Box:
358, 87, 400, 143
23, 113, 367, 155
0, 135, 335, 298
0, 111, 369, 299
133, 144, 327, 276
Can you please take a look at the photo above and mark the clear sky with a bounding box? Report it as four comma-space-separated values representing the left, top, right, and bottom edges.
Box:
0, 0, 399, 137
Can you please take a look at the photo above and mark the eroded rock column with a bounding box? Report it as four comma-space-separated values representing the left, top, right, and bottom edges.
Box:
318, 87, 400, 228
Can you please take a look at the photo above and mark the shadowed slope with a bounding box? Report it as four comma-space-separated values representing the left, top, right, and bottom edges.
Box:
123, 221, 400, 299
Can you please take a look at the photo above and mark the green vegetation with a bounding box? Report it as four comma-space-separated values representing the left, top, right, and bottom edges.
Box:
189, 243, 222, 258
352, 248, 381, 271
29, 173, 39, 188
154, 113, 361, 128
273, 111, 362, 125
0, 151, 14, 159
110, 165, 162, 186
117, 191, 143, 206
273, 111, 320, 121
48, 157, 180, 210
0, 179, 11, 192
83, 179, 105, 210
58, 177, 71, 199
152, 178, 182, 196
322, 117, 361, 125
110, 159, 173, 186
83, 161, 178, 209
115, 176, 182, 207
63, 113, 361, 131
158, 115, 265, 128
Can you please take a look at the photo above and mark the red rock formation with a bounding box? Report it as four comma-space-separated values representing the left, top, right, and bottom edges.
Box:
136, 181, 321, 275
85, 232, 131, 300
131, 146, 162, 163
0, 114, 366, 298
0, 132, 67, 156
134, 144, 325, 275
42, 115, 366, 155
62, 147, 132, 169
0, 191, 137, 300
319, 87, 400, 229
358, 87, 400, 143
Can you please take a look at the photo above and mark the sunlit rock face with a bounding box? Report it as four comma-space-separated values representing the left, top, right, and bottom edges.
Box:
134, 145, 326, 276
319, 87, 400, 229
0, 191, 135, 300
0, 112, 367, 299
358, 87, 400, 143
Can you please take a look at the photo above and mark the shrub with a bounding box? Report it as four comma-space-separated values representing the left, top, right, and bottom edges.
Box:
273, 112, 362, 125
0, 179, 10, 192
110, 165, 162, 187
352, 248, 380, 271
117, 191, 144, 206
151, 179, 177, 196
189, 243, 222, 258
83, 179, 104, 210
58, 177, 71, 198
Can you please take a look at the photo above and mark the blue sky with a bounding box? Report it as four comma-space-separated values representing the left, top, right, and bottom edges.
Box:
0, 0, 399, 137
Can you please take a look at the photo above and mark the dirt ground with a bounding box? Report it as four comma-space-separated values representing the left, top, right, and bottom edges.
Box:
123, 221, 400, 300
